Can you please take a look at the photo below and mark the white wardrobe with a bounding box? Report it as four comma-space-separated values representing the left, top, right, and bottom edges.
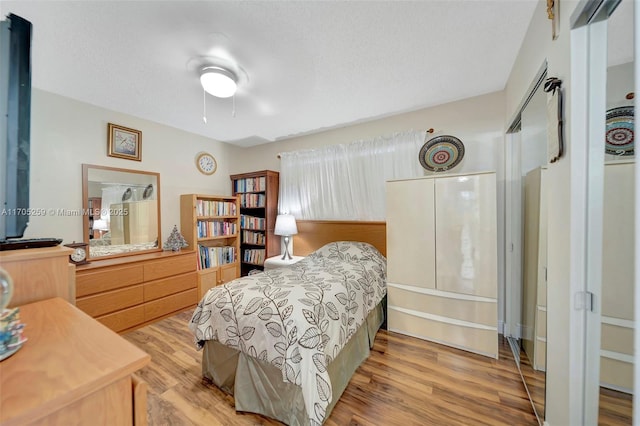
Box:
522, 167, 547, 372
600, 160, 634, 391
110, 200, 158, 244
386, 171, 498, 358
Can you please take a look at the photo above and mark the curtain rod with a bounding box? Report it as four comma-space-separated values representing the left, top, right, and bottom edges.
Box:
276, 128, 434, 158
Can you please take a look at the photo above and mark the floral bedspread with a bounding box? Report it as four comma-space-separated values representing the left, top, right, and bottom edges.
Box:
189, 241, 386, 425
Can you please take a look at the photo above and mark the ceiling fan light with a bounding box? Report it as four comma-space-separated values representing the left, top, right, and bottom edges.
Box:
200, 66, 237, 98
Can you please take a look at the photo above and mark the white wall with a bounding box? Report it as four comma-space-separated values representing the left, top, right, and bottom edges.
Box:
504, 1, 581, 424
27, 81, 509, 329
25, 89, 235, 245
230, 90, 509, 332
230, 91, 505, 176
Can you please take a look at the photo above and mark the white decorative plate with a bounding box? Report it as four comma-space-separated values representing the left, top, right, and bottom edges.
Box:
418, 135, 465, 172
606, 106, 634, 156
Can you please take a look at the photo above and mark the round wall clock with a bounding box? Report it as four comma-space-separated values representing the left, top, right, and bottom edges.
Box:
605, 106, 634, 156
418, 135, 465, 172
195, 152, 217, 175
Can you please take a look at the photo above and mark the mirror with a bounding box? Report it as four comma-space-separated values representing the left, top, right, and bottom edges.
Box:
516, 75, 549, 425
82, 164, 161, 259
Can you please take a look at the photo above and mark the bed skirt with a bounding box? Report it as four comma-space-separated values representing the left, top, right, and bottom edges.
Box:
201, 300, 385, 425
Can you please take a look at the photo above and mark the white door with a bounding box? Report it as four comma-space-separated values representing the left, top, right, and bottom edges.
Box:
386, 178, 436, 289
434, 173, 497, 298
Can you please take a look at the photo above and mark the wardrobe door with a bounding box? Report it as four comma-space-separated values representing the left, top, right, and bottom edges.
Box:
523, 167, 548, 372
600, 161, 634, 391
535, 168, 548, 372
434, 173, 497, 297
386, 178, 436, 289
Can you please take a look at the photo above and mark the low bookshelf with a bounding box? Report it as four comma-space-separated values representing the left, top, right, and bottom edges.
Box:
180, 194, 240, 299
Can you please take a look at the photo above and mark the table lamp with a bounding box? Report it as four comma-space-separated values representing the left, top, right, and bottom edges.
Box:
92, 219, 108, 238
274, 214, 298, 260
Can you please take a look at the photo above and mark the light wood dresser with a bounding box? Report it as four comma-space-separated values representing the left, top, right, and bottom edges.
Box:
0, 297, 150, 425
1, 246, 75, 308
75, 250, 198, 333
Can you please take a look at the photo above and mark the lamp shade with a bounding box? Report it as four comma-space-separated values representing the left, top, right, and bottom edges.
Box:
274, 214, 298, 236
200, 66, 237, 98
93, 219, 108, 231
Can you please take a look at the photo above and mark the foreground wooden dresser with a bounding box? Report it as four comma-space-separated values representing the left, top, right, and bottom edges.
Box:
0, 297, 150, 425
75, 250, 197, 333
1, 246, 75, 307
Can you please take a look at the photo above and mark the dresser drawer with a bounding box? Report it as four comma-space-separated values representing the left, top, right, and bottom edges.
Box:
144, 272, 197, 302
77, 285, 144, 317
388, 285, 497, 327
97, 305, 146, 333
143, 252, 195, 281
76, 265, 144, 297
144, 288, 197, 322
388, 308, 498, 357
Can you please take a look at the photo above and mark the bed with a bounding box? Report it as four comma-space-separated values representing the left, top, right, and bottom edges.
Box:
88, 234, 157, 257
189, 241, 387, 425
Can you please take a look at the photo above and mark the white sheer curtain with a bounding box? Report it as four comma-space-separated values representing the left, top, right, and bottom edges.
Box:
279, 130, 427, 220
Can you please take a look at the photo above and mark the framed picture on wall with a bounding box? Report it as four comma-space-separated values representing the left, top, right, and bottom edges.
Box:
107, 123, 142, 161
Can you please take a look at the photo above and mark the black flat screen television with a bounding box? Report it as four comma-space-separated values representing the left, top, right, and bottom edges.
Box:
0, 13, 32, 240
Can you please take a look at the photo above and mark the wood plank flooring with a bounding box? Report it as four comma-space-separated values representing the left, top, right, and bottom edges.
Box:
518, 346, 633, 425
123, 310, 537, 425
599, 387, 633, 426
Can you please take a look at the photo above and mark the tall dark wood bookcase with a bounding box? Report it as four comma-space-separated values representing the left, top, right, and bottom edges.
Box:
230, 170, 280, 276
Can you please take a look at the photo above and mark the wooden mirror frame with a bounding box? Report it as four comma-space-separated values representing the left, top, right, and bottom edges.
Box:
82, 164, 162, 260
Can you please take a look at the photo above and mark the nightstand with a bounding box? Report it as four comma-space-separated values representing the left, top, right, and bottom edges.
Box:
263, 255, 305, 270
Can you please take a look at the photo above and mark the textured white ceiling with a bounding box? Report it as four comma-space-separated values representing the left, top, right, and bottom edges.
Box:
1, 1, 538, 146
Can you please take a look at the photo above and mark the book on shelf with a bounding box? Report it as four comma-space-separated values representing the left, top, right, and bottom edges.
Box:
196, 199, 237, 217
239, 193, 266, 208
243, 248, 266, 265
197, 220, 237, 238
240, 215, 266, 230
242, 230, 266, 245
234, 176, 267, 193
197, 244, 237, 270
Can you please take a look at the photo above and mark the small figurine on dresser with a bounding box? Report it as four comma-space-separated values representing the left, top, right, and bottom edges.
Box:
0, 308, 26, 360
163, 225, 189, 251
0, 268, 26, 361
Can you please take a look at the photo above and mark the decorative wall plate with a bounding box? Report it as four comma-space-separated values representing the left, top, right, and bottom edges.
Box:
143, 184, 154, 200
418, 135, 465, 172
122, 187, 132, 201
606, 106, 634, 156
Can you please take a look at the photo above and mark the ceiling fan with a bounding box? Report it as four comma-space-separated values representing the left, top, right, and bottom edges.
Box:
186, 54, 250, 122
183, 31, 313, 144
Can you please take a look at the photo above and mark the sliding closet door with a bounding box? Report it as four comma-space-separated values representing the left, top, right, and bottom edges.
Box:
434, 173, 498, 298
386, 178, 436, 289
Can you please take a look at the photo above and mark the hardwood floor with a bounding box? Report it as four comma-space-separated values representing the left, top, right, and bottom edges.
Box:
600, 387, 633, 426
123, 310, 537, 425
518, 346, 633, 425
